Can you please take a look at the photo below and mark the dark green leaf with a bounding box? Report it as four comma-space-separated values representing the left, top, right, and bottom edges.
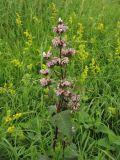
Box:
52, 110, 72, 138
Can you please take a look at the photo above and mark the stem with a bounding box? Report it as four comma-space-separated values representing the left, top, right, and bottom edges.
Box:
62, 140, 65, 159
53, 126, 58, 150
53, 33, 66, 151
60, 34, 64, 80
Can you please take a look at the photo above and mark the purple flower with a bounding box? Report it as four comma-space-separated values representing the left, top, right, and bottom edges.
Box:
63, 90, 71, 97
68, 95, 80, 110
71, 95, 80, 102
43, 51, 52, 59
60, 81, 71, 87
72, 103, 80, 111
52, 37, 66, 47
40, 69, 49, 75
56, 88, 64, 96
47, 57, 60, 68
40, 78, 51, 87
60, 57, 69, 66
62, 48, 76, 57
53, 24, 68, 33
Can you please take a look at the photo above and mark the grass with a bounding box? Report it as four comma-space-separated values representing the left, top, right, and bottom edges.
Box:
0, 0, 120, 159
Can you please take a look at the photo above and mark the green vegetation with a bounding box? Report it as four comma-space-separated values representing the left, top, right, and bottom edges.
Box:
0, 0, 120, 159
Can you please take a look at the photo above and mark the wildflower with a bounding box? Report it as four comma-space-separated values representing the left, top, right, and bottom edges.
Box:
47, 57, 60, 68
42, 64, 47, 69
1, 82, 16, 95
97, 23, 104, 31
53, 18, 68, 33
117, 21, 120, 29
43, 87, 49, 94
115, 39, 120, 58
79, 44, 89, 61
0, 87, 6, 94
11, 59, 23, 68
56, 88, 64, 96
62, 48, 76, 57
63, 90, 71, 97
23, 30, 32, 49
80, 65, 88, 84
108, 107, 117, 115
49, 3, 58, 22
7, 125, 15, 134
16, 13, 22, 26
52, 37, 66, 47
90, 58, 100, 75
40, 18, 79, 112
67, 94, 80, 111
71, 95, 80, 102
27, 64, 33, 70
40, 69, 49, 75
60, 81, 71, 87
72, 103, 80, 111
40, 78, 51, 87
32, 16, 39, 22
60, 57, 69, 66
9, 89, 16, 95
5, 116, 12, 123
43, 51, 52, 59
13, 113, 22, 119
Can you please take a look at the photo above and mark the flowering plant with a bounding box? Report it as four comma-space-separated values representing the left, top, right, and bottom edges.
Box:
40, 18, 80, 158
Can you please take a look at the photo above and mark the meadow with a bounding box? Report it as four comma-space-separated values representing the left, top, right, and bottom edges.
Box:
0, 0, 120, 159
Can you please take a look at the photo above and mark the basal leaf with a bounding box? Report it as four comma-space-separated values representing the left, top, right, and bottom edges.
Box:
52, 110, 72, 138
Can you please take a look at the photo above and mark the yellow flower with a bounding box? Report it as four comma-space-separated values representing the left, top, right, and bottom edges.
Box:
32, 16, 39, 22
23, 30, 32, 49
9, 89, 16, 95
68, 16, 73, 25
76, 23, 84, 42
90, 58, 100, 75
36, 49, 40, 54
90, 37, 96, 44
27, 64, 33, 71
13, 113, 22, 119
97, 23, 104, 31
16, 13, 22, 26
115, 39, 120, 58
108, 107, 117, 115
1, 83, 16, 95
117, 21, 120, 29
7, 125, 15, 134
23, 30, 30, 38
11, 59, 23, 68
49, 3, 58, 22
78, 44, 89, 61
43, 87, 49, 94
80, 65, 88, 84
42, 64, 47, 69
0, 87, 6, 94
5, 116, 12, 123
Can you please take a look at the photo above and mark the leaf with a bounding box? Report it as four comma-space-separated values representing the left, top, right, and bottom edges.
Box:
48, 105, 56, 115
52, 110, 72, 138
109, 134, 120, 146
96, 124, 120, 146
39, 155, 50, 160
96, 124, 114, 135
64, 143, 78, 160
77, 111, 92, 124
97, 137, 111, 149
